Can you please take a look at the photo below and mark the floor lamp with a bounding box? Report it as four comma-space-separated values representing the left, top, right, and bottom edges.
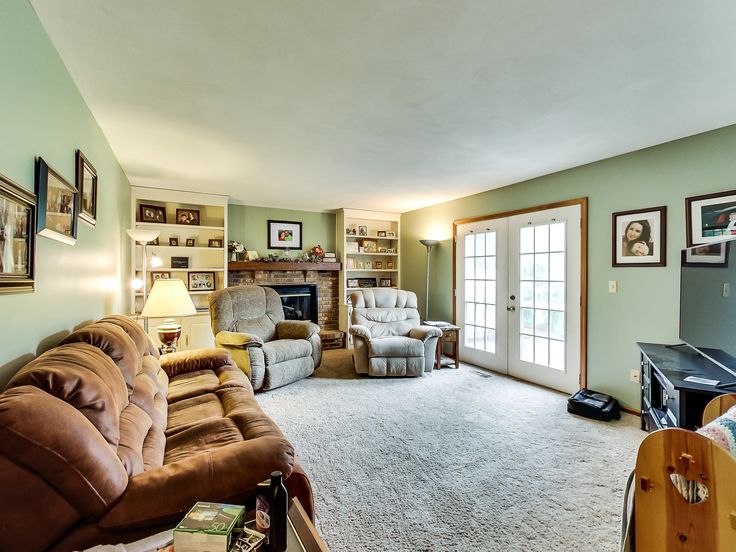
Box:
127, 229, 161, 332
419, 239, 438, 321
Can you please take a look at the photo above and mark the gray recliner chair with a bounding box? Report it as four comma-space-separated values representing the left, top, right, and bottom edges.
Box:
209, 285, 322, 391
349, 288, 442, 377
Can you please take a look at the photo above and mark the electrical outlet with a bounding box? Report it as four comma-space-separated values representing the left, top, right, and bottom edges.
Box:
723, 283, 730, 297
608, 280, 618, 293
630, 369, 640, 383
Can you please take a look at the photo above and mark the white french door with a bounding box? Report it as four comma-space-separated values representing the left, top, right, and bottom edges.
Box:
456, 204, 582, 394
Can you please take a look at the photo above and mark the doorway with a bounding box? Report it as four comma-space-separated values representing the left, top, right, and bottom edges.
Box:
454, 200, 587, 393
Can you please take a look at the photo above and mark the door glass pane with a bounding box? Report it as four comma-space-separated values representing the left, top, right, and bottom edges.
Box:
475, 257, 485, 280
475, 280, 485, 303
550, 310, 565, 340
475, 233, 485, 256
485, 329, 496, 353
466, 302, 475, 325
550, 282, 565, 311
475, 303, 485, 327
485, 280, 496, 305
534, 309, 549, 337
465, 234, 475, 257
475, 326, 485, 350
520, 226, 534, 253
485, 256, 496, 280
549, 222, 565, 252
534, 282, 549, 309
534, 253, 549, 280
520, 335, 534, 362
465, 325, 475, 347
520, 254, 534, 279
465, 257, 475, 279
486, 235, 496, 256
549, 340, 565, 370
534, 225, 549, 253
465, 281, 475, 302
485, 305, 496, 329
535, 337, 549, 366
549, 252, 565, 281
520, 308, 534, 334
520, 281, 534, 307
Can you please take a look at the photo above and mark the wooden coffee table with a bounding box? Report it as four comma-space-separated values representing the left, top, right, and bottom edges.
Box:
285, 497, 330, 551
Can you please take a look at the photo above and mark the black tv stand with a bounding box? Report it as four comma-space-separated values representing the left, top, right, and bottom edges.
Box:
638, 342, 730, 431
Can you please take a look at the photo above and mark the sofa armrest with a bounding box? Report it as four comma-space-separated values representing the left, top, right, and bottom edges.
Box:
99, 435, 295, 530
159, 348, 236, 379
409, 326, 443, 342
276, 320, 319, 340
349, 324, 372, 341
215, 331, 264, 349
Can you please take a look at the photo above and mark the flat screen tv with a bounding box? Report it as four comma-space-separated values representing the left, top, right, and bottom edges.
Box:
680, 238, 736, 382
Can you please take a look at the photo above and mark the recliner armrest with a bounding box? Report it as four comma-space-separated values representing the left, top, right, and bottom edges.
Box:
349, 324, 372, 341
160, 348, 238, 378
409, 326, 443, 342
276, 320, 319, 340
215, 331, 264, 348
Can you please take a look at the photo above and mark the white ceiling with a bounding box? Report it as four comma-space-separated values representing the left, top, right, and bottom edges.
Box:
30, 0, 736, 213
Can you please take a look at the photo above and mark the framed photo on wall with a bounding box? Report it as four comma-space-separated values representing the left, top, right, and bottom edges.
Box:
35, 157, 78, 245
611, 206, 666, 267
685, 189, 736, 246
268, 220, 302, 249
75, 150, 97, 226
681, 242, 729, 267
0, 172, 36, 293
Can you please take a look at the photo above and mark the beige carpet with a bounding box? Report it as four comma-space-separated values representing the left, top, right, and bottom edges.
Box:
256, 349, 643, 552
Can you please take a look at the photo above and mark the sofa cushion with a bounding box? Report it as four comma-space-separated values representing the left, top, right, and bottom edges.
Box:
369, 336, 424, 358
368, 356, 425, 377
262, 339, 312, 365
166, 393, 227, 436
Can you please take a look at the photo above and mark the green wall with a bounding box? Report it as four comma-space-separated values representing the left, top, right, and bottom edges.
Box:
401, 124, 736, 409
0, 0, 130, 385
229, 204, 336, 256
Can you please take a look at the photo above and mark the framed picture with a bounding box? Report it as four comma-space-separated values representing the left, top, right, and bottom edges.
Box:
346, 227, 356, 236
186, 238, 195, 247
357, 261, 364, 269
612, 206, 667, 267
176, 208, 200, 226
150, 271, 171, 282
247, 250, 259, 260
0, 172, 36, 293
386, 248, 396, 253
169, 237, 179, 246
75, 150, 97, 226
377, 230, 387, 237
681, 242, 729, 267
347, 278, 359, 288
268, 220, 302, 249
358, 226, 368, 237
35, 157, 78, 245
208, 238, 223, 248
685, 189, 736, 246
347, 257, 356, 269
386, 231, 396, 238
365, 260, 372, 269
188, 271, 215, 291
375, 261, 382, 269
387, 261, 394, 269
139, 203, 166, 223
345, 242, 359, 254
362, 240, 377, 253
378, 247, 387, 253
150, 237, 159, 246
380, 278, 392, 287
171, 256, 189, 268
358, 278, 376, 287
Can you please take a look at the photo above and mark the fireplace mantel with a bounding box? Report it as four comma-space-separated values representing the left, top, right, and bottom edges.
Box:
228, 261, 341, 271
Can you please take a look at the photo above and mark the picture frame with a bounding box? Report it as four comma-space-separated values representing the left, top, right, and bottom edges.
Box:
377, 230, 387, 238
386, 231, 396, 238
208, 238, 223, 248
186, 238, 196, 247
378, 247, 387, 253
611, 206, 667, 267
268, 219, 302, 249
380, 278, 392, 287
345, 241, 359, 254
357, 261, 365, 269
169, 237, 179, 246
176, 208, 200, 226
358, 226, 368, 236
347, 257, 356, 269
375, 261, 382, 269
681, 242, 729, 268
347, 278, 359, 288
362, 240, 377, 253
171, 256, 189, 268
75, 150, 97, 227
0, 172, 36, 294
150, 271, 171, 283
365, 260, 372, 269
685, 189, 736, 246
387, 261, 394, 270
35, 157, 78, 245
139, 203, 166, 223
188, 271, 216, 291
150, 237, 159, 246
247, 250, 259, 260
386, 248, 396, 254
358, 278, 376, 287
346, 227, 356, 236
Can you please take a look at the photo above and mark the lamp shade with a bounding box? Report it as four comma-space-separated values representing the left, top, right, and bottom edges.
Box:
126, 229, 160, 243
141, 279, 197, 318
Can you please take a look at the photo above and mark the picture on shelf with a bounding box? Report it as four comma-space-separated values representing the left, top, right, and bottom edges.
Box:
386, 231, 396, 238
188, 271, 216, 291
378, 247, 387, 253
151, 271, 171, 281
171, 256, 189, 268
358, 278, 376, 287
347, 278, 359, 288
365, 260, 372, 269
375, 261, 382, 269
386, 248, 395, 253
139, 203, 166, 223
209, 238, 223, 248
176, 208, 200, 225
611, 206, 666, 267
345, 242, 359, 253
346, 227, 356, 236
186, 238, 195, 247
377, 230, 386, 237
76, 150, 97, 226
247, 250, 259, 260
387, 261, 394, 269
362, 240, 377, 253
169, 237, 179, 246
380, 278, 392, 287
347, 257, 356, 269
357, 261, 364, 269
358, 225, 368, 236
0, 171, 35, 293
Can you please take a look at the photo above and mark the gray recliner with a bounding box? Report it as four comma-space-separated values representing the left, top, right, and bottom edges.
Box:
209, 285, 322, 391
349, 288, 442, 377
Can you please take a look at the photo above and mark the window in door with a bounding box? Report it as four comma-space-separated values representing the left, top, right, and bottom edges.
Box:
463, 231, 497, 354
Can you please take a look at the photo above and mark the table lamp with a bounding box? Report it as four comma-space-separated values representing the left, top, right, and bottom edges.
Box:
141, 279, 197, 353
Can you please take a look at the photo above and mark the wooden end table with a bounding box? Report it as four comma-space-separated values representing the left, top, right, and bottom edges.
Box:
434, 324, 460, 369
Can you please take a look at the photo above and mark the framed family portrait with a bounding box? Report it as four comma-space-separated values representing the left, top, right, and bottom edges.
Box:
347, 278, 359, 288
268, 220, 302, 249
685, 189, 736, 246
139, 203, 166, 223
681, 242, 729, 268
188, 271, 215, 291
176, 208, 200, 225
208, 238, 223, 248
35, 157, 78, 245
76, 150, 97, 226
611, 206, 666, 267
0, 172, 36, 293
186, 238, 195, 247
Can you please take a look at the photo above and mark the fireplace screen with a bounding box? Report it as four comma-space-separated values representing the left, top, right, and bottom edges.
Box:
264, 284, 318, 324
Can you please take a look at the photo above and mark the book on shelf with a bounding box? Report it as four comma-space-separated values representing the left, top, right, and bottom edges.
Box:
173, 501, 245, 552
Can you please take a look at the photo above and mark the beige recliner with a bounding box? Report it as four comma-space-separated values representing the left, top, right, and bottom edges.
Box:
349, 288, 442, 377
209, 285, 322, 391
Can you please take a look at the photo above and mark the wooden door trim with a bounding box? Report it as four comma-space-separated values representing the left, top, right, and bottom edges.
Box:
452, 197, 589, 389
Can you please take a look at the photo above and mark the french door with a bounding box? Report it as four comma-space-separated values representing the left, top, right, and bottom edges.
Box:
455, 203, 583, 393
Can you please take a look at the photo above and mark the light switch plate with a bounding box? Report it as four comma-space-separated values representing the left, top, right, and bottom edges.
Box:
723, 282, 730, 297
608, 280, 618, 293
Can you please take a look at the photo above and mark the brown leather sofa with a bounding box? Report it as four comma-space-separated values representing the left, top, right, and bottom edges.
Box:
0, 315, 313, 552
